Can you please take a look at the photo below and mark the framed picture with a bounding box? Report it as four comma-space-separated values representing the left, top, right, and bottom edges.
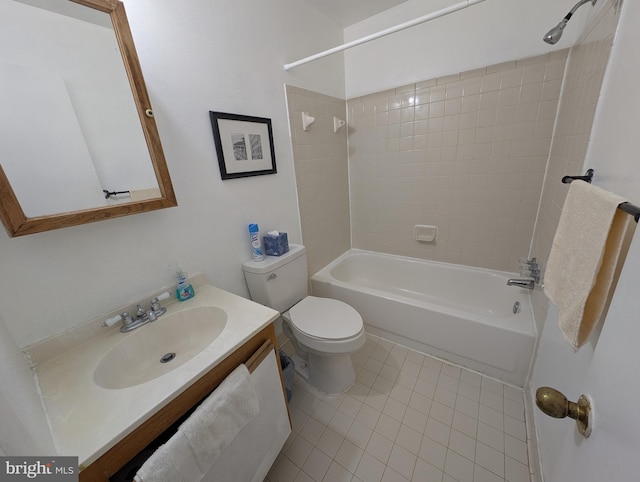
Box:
209, 111, 277, 180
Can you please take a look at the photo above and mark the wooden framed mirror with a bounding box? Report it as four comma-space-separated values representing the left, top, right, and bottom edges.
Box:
0, 0, 177, 237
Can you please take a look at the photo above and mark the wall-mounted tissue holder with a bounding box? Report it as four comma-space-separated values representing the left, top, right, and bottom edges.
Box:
302, 112, 316, 131
414, 225, 437, 243
333, 117, 346, 132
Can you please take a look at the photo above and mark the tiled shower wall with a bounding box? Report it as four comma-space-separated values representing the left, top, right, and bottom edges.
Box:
285, 85, 351, 278
348, 51, 568, 272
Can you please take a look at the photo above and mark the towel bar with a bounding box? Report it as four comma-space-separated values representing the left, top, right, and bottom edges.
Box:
562, 169, 640, 223
561, 169, 593, 184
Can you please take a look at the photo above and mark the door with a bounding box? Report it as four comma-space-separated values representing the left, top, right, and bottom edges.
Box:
547, 230, 640, 481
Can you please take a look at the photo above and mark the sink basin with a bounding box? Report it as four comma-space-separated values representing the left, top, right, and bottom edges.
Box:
94, 306, 227, 389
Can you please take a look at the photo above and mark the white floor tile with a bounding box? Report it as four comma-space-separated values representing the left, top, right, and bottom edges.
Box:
316, 427, 344, 459
412, 458, 444, 482
504, 415, 527, 442
444, 449, 475, 482
381, 466, 411, 482
448, 429, 476, 462
425, 418, 451, 446
451, 410, 478, 438
357, 403, 382, 429
375, 413, 402, 441
269, 455, 300, 482
476, 441, 505, 477
402, 407, 428, 434
293, 470, 314, 482
505, 455, 530, 482
347, 419, 374, 449
299, 417, 326, 445
367, 432, 395, 464
322, 461, 352, 482
285, 434, 314, 467
355, 452, 386, 482
477, 422, 505, 453
302, 447, 332, 482
418, 436, 447, 470
328, 409, 355, 437
334, 438, 363, 473
504, 434, 528, 465
396, 424, 422, 455
273, 335, 533, 482
429, 401, 454, 426
387, 444, 417, 480
340, 395, 364, 419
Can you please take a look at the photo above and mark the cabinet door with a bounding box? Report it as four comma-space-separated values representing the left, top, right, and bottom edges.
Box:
202, 346, 291, 482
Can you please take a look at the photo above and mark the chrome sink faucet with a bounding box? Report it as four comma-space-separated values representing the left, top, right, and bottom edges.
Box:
102, 292, 170, 332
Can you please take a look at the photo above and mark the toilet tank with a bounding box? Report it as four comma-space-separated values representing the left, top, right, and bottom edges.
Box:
242, 244, 308, 313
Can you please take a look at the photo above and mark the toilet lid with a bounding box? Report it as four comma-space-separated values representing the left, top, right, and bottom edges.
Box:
289, 296, 363, 340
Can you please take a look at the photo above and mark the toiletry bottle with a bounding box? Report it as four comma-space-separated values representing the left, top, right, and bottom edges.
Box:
175, 267, 195, 301
248, 223, 265, 261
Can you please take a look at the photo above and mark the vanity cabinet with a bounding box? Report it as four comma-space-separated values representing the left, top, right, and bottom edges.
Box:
79, 323, 290, 481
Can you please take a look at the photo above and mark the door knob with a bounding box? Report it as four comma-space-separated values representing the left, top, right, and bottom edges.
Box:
535, 387, 592, 437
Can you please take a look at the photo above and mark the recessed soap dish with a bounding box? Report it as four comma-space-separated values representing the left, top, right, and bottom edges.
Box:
414, 224, 437, 242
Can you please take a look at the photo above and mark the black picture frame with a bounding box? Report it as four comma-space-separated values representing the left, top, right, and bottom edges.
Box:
209, 111, 277, 180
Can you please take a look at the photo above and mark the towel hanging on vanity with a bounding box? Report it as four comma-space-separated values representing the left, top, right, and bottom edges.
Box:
135, 364, 260, 482
544, 180, 634, 351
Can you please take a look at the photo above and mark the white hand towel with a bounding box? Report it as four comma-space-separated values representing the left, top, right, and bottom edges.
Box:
544, 180, 633, 351
135, 364, 259, 482
180, 364, 260, 474
134, 429, 203, 482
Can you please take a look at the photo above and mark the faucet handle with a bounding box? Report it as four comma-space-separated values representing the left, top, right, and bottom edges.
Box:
154, 291, 171, 302
151, 291, 170, 317
102, 314, 122, 327
121, 312, 134, 326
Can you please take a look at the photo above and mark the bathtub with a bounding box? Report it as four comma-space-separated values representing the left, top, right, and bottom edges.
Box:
311, 250, 537, 386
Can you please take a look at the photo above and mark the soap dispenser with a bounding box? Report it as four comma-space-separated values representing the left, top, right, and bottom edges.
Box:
175, 266, 195, 301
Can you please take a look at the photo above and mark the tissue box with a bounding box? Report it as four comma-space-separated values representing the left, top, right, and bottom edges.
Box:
263, 232, 289, 256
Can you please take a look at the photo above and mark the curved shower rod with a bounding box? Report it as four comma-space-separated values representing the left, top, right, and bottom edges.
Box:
284, 0, 486, 71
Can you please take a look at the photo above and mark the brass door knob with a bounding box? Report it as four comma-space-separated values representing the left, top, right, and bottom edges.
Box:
535, 387, 592, 437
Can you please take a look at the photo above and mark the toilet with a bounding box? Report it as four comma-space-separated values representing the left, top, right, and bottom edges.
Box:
242, 244, 365, 394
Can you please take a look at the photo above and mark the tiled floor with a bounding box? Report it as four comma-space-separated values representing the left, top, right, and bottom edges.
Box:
266, 335, 531, 482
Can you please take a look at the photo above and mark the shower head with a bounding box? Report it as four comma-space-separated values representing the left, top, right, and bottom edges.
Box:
543, 20, 568, 45
543, 0, 597, 45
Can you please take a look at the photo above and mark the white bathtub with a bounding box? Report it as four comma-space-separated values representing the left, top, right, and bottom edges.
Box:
311, 250, 537, 386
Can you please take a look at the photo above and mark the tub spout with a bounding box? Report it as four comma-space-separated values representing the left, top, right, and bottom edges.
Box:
507, 278, 535, 290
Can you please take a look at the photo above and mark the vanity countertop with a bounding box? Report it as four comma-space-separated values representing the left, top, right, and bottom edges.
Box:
33, 282, 279, 468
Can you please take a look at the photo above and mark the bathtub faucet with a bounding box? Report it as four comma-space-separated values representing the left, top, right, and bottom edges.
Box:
507, 279, 535, 290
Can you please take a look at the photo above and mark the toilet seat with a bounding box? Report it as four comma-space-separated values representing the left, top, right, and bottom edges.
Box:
289, 296, 363, 340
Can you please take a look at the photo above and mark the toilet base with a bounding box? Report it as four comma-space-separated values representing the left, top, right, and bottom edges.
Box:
306, 352, 356, 394
281, 316, 361, 394
289, 352, 310, 382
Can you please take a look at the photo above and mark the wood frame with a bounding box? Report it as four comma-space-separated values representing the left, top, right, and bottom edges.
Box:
209, 111, 277, 180
0, 0, 177, 237
79, 323, 289, 481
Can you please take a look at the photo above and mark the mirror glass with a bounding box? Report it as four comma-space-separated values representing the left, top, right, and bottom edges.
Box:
0, 0, 177, 236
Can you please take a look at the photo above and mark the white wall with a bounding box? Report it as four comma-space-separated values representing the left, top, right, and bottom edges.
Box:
0, 313, 56, 455
343, 0, 587, 99
0, 0, 344, 349
0, 0, 345, 456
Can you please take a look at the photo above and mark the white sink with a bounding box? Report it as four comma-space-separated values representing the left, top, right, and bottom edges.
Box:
94, 306, 227, 389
